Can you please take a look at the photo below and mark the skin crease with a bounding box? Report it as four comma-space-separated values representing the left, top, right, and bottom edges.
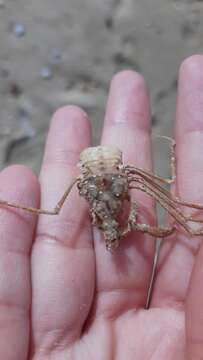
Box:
0, 57, 203, 359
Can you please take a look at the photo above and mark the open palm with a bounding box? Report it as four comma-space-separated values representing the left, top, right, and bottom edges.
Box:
0, 56, 202, 360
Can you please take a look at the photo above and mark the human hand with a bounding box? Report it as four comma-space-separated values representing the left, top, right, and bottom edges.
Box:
0, 55, 202, 359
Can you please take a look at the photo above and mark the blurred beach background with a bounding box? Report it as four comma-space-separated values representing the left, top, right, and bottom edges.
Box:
0, 0, 203, 174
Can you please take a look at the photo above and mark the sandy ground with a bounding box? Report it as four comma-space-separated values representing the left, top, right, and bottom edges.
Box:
0, 0, 203, 175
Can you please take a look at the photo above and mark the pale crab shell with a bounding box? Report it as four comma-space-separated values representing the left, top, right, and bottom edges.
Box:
79, 145, 122, 174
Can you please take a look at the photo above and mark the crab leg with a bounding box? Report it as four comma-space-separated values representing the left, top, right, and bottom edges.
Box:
130, 177, 203, 236
127, 167, 203, 213
121, 200, 175, 238
125, 136, 176, 185
0, 178, 78, 215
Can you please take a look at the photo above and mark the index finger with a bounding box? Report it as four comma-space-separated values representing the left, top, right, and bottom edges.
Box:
93, 70, 155, 317
31, 106, 95, 353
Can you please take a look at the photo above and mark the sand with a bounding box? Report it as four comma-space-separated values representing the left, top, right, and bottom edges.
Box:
0, 0, 203, 174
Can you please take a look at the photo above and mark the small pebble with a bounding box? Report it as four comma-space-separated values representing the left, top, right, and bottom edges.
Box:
9, 82, 22, 97
50, 48, 62, 64
40, 66, 53, 80
17, 107, 29, 119
13, 23, 26, 37
21, 120, 36, 138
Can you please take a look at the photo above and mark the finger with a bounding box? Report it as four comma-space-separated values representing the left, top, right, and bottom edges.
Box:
182, 58, 203, 359
152, 55, 203, 308
0, 165, 39, 359
31, 106, 95, 354
93, 70, 155, 318
186, 243, 203, 359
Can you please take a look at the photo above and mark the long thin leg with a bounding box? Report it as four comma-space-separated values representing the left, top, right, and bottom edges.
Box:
132, 223, 175, 237
121, 201, 175, 238
129, 168, 203, 214
145, 240, 161, 309
131, 181, 203, 236
169, 137, 176, 182
125, 167, 175, 185
125, 136, 177, 185
153, 135, 176, 183
121, 201, 138, 236
158, 135, 176, 182
0, 178, 78, 215
130, 181, 189, 232
136, 139, 203, 212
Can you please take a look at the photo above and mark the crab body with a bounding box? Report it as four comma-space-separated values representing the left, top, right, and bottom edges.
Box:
77, 146, 132, 250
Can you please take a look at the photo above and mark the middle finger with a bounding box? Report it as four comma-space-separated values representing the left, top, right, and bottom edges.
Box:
93, 70, 156, 317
